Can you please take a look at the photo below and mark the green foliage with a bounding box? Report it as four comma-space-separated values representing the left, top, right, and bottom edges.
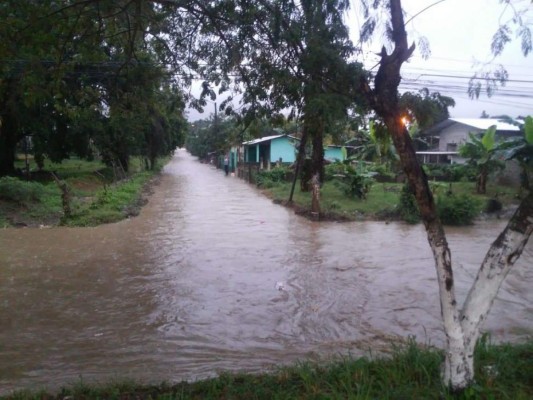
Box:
398, 183, 421, 224
325, 162, 374, 199
0, 158, 162, 227
355, 120, 398, 165
497, 115, 533, 189
423, 164, 477, 182
482, 125, 497, 150
339, 172, 374, 199
459, 125, 505, 193
324, 161, 349, 180
399, 183, 483, 225
400, 88, 455, 129
255, 166, 290, 188
0, 1, 187, 177
0, 177, 46, 205
525, 116, 533, 144
436, 194, 481, 226
186, 117, 240, 160
367, 162, 397, 181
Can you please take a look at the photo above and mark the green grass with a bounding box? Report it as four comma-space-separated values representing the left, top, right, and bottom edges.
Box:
3, 339, 532, 399
2, 156, 166, 227
264, 179, 519, 222
65, 171, 154, 226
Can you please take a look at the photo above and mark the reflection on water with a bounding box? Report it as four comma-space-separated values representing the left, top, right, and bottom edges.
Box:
1, 149, 531, 394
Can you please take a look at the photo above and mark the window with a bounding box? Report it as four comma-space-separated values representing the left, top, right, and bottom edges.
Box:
446, 143, 457, 151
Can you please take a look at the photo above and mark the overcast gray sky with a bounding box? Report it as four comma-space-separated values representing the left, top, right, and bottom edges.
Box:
186, 0, 533, 121
354, 0, 533, 118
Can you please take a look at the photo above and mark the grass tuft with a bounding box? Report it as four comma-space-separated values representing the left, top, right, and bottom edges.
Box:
3, 339, 532, 399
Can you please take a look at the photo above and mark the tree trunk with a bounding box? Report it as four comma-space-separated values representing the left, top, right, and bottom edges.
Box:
0, 109, 18, 177
460, 191, 533, 356
476, 169, 487, 194
310, 127, 324, 215
298, 113, 325, 214
367, 0, 533, 391
310, 173, 321, 218
289, 129, 308, 203
384, 116, 473, 388
369, 0, 472, 389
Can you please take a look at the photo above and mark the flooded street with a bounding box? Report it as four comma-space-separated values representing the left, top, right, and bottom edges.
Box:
1, 149, 532, 395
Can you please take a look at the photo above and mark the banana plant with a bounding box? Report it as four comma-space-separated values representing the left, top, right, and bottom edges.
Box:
459, 125, 504, 194
498, 116, 533, 189
356, 120, 398, 167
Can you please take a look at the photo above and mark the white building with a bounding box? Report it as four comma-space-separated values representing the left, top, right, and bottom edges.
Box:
416, 118, 521, 164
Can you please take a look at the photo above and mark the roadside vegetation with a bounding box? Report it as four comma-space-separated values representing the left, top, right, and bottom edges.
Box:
0, 156, 167, 228
253, 162, 520, 225
4, 338, 532, 400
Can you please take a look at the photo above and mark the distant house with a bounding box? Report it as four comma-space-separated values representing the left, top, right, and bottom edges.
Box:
416, 118, 521, 164
242, 134, 299, 170
324, 145, 347, 162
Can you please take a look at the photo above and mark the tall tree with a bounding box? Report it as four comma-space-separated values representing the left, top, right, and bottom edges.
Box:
0, 0, 193, 177
358, 0, 533, 390
197, 0, 368, 215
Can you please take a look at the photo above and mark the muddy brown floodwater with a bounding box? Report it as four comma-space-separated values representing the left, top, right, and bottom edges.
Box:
0, 149, 531, 395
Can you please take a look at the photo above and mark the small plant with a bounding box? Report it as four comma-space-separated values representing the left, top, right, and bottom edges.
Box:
324, 161, 348, 180
256, 166, 290, 188
341, 172, 374, 199
436, 193, 481, 225
326, 162, 374, 199
398, 183, 420, 224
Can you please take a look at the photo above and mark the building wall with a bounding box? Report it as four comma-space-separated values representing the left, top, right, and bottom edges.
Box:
270, 137, 297, 163
438, 124, 478, 151
324, 147, 344, 162
245, 145, 258, 163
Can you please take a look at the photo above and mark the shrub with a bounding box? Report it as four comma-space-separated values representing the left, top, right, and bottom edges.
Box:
341, 172, 374, 199
367, 163, 397, 182
398, 183, 420, 224
256, 166, 290, 188
0, 176, 46, 204
325, 162, 374, 199
437, 194, 481, 225
324, 161, 348, 180
423, 164, 477, 182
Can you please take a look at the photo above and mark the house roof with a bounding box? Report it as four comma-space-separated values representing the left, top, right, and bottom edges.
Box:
449, 118, 520, 131
242, 134, 297, 145
421, 117, 521, 136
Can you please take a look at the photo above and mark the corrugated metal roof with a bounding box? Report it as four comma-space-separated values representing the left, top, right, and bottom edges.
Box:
450, 118, 520, 131
242, 134, 301, 145
242, 134, 285, 145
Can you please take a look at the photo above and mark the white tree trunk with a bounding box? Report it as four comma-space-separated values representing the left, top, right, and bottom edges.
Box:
426, 223, 473, 388
369, 0, 533, 391
461, 193, 533, 356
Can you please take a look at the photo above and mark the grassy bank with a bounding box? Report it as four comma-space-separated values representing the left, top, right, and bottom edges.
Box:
0, 156, 168, 228
4, 339, 532, 399
261, 178, 519, 222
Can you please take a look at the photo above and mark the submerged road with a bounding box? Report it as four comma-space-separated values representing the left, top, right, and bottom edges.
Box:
1, 149, 531, 394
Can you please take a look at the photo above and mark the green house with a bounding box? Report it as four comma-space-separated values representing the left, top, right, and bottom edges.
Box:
324, 145, 347, 162
243, 134, 298, 169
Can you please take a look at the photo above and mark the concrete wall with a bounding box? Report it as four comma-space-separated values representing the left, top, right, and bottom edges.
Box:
438, 124, 477, 151
270, 137, 297, 163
